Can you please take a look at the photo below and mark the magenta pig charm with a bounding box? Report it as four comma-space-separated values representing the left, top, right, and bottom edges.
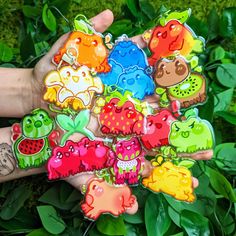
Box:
110, 137, 145, 185
47, 137, 114, 180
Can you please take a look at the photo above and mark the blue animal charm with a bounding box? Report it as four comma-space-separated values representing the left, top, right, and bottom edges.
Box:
118, 66, 155, 100
109, 35, 149, 70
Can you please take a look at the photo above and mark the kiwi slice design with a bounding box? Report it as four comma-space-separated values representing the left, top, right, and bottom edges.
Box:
168, 73, 206, 108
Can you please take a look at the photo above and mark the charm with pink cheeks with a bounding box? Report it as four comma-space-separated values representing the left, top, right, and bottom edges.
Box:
112, 137, 145, 185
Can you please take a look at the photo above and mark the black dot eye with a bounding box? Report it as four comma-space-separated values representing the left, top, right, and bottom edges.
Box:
175, 60, 180, 66
75, 37, 81, 44
92, 185, 97, 190
121, 77, 126, 83
175, 124, 180, 132
189, 121, 195, 129
136, 74, 140, 79
57, 152, 63, 158
39, 114, 44, 119
92, 40, 98, 46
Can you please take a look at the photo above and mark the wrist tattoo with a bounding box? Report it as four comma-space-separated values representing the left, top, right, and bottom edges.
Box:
0, 143, 16, 176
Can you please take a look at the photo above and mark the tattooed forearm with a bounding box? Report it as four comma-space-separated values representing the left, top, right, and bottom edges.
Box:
0, 143, 16, 176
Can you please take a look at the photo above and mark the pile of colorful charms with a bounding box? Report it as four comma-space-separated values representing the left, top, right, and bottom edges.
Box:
11, 10, 215, 220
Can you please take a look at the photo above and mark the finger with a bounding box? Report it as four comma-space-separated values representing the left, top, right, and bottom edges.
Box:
192, 177, 199, 188
46, 9, 114, 61
131, 34, 147, 49
125, 198, 138, 215
185, 150, 213, 160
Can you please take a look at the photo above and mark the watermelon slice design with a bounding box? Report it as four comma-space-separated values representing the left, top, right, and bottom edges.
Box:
18, 139, 45, 155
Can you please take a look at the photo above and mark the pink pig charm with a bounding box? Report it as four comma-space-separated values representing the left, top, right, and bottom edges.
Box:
46, 138, 114, 180
110, 137, 145, 185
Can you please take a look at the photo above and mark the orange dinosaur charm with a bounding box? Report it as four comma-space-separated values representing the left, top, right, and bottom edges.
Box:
81, 179, 137, 220
53, 31, 110, 73
142, 161, 195, 202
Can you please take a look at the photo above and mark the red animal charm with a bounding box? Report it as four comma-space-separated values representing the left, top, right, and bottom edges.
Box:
146, 20, 196, 66
81, 179, 137, 220
99, 98, 144, 135
135, 102, 180, 150
46, 138, 114, 180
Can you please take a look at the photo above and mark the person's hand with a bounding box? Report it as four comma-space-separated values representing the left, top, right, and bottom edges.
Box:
31, 9, 213, 215
32, 9, 114, 110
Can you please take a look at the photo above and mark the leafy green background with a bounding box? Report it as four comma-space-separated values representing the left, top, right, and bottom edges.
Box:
0, 0, 236, 235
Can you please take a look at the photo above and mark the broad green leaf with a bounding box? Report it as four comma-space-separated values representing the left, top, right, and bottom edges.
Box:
0, 185, 31, 220
20, 34, 36, 62
215, 111, 236, 125
214, 88, 234, 113
213, 143, 236, 175
210, 46, 225, 62
207, 8, 219, 40
199, 92, 214, 122
26, 228, 51, 236
0, 42, 13, 62
139, 0, 156, 20
156, 87, 166, 95
180, 210, 210, 236
96, 215, 126, 235
38, 183, 75, 210
220, 7, 236, 38
107, 19, 133, 38
22, 5, 40, 18
168, 206, 181, 227
188, 16, 208, 39
216, 64, 236, 88
126, 0, 141, 18
37, 205, 66, 234
56, 114, 74, 131
123, 209, 144, 224
145, 194, 171, 236
35, 41, 50, 56
205, 166, 236, 202
42, 4, 57, 32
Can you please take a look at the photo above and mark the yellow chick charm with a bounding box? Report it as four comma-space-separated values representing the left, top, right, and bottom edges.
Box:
142, 161, 195, 202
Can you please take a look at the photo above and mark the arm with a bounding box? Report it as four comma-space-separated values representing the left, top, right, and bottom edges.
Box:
0, 69, 41, 118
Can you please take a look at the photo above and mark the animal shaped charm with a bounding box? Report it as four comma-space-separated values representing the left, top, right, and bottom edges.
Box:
142, 161, 195, 202
47, 138, 114, 180
81, 179, 137, 220
169, 112, 214, 154
110, 137, 145, 185
12, 109, 54, 169
99, 98, 144, 135
53, 31, 110, 73
143, 20, 204, 66
43, 66, 103, 110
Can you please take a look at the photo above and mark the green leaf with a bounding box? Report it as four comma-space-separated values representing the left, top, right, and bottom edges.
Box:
56, 114, 74, 131
188, 16, 208, 39
123, 209, 144, 224
26, 228, 51, 236
214, 88, 234, 113
0, 42, 13, 62
215, 111, 236, 125
210, 46, 225, 62
20, 34, 36, 62
220, 7, 236, 38
199, 92, 214, 122
178, 159, 195, 168
165, 9, 191, 24
126, 0, 141, 18
139, 0, 156, 20
145, 194, 171, 236
180, 210, 210, 236
22, 5, 41, 19
205, 166, 236, 202
107, 19, 133, 37
42, 4, 57, 32
74, 109, 90, 129
96, 215, 126, 235
213, 143, 236, 175
0, 185, 31, 220
37, 205, 66, 235
216, 64, 236, 88
207, 8, 219, 40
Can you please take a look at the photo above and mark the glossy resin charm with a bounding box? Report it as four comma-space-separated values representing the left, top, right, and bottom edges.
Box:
154, 57, 206, 108
53, 29, 110, 73
47, 138, 114, 180
142, 161, 195, 202
143, 18, 204, 66
11, 109, 54, 169
135, 101, 180, 150
99, 97, 144, 135
44, 66, 103, 110
109, 137, 145, 185
81, 178, 137, 220
169, 109, 214, 154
